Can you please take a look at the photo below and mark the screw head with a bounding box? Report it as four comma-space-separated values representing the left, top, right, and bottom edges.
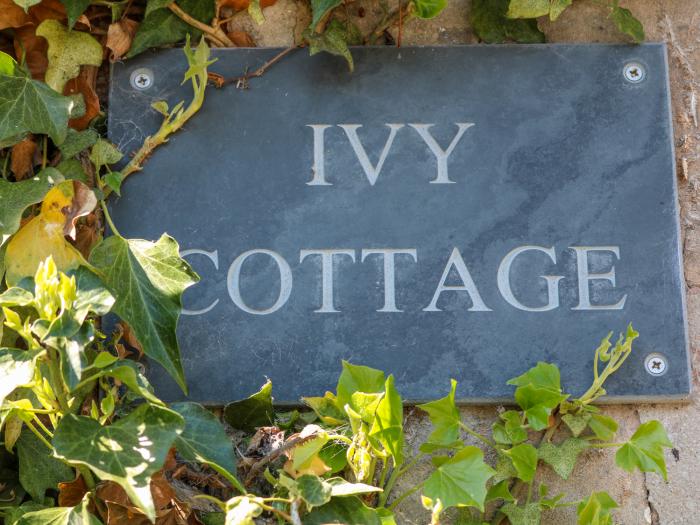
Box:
623, 62, 646, 83
644, 353, 668, 376
130, 68, 154, 90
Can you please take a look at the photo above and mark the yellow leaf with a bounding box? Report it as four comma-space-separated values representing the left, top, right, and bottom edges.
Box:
4, 180, 96, 286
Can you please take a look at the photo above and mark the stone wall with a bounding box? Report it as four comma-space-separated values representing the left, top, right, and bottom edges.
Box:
228, 2, 700, 523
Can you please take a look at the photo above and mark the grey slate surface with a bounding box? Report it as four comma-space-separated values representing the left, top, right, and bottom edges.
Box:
108, 44, 690, 403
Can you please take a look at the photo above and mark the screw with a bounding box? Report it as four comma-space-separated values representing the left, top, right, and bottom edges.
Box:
130, 68, 154, 90
644, 353, 667, 376
623, 62, 646, 83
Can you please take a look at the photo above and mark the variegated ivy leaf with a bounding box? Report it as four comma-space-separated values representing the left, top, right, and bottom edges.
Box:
89, 234, 199, 393
53, 404, 184, 521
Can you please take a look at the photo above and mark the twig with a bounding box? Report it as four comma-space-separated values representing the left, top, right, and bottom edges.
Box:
229, 45, 301, 88
243, 432, 317, 485
168, 2, 234, 47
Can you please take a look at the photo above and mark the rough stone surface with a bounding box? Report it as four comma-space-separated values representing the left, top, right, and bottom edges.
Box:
214, 0, 700, 522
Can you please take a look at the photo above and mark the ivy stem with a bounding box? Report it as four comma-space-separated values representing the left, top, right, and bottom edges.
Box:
589, 442, 624, 448
100, 200, 122, 238
387, 482, 423, 510
379, 459, 403, 507
31, 415, 54, 438
168, 2, 233, 46
46, 348, 71, 414
24, 420, 54, 449
396, 451, 425, 477
458, 421, 497, 449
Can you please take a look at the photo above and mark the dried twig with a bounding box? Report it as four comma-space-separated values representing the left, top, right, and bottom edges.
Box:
168, 2, 234, 47
230, 45, 302, 89
243, 432, 317, 485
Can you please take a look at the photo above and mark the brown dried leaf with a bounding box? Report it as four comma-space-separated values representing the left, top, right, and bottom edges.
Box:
227, 30, 256, 47
11, 137, 37, 181
74, 212, 101, 258
0, 0, 29, 30
13, 25, 48, 80
64, 66, 100, 130
106, 18, 138, 62
28, 0, 66, 24
117, 321, 144, 359
58, 475, 88, 507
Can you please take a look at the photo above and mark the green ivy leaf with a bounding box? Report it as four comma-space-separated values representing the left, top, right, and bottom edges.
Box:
501, 502, 541, 525
412, 0, 447, 19
35, 20, 103, 93
492, 455, 518, 484
506, 0, 549, 19
305, 20, 355, 72
576, 492, 617, 525
562, 412, 592, 437
129, 0, 215, 58
53, 404, 184, 521
504, 443, 538, 482
305, 496, 384, 525
336, 361, 385, 410
17, 432, 74, 502
89, 234, 199, 393
0, 348, 36, 407
485, 480, 514, 503
538, 437, 589, 480
223, 380, 274, 432
508, 363, 567, 431
0, 51, 16, 75
89, 139, 123, 171
295, 474, 333, 508
59, 0, 92, 28
59, 129, 99, 160
0, 75, 74, 146
588, 413, 618, 442
303, 392, 346, 426
16, 495, 100, 525
171, 402, 242, 490
470, 0, 545, 43
610, 3, 644, 43
83, 360, 161, 404
423, 446, 495, 511
326, 477, 382, 497
56, 159, 88, 183
492, 410, 528, 445
418, 379, 463, 452
57, 323, 94, 391
0, 171, 58, 247
615, 420, 672, 480
369, 375, 405, 465
309, 0, 342, 29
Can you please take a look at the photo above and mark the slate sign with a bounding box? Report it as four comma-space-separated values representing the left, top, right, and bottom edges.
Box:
108, 44, 690, 403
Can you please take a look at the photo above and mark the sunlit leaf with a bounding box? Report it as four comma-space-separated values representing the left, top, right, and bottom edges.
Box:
0, 348, 36, 406
422, 446, 494, 511
577, 492, 617, 525
336, 361, 385, 412
412, 0, 447, 19
5, 180, 95, 286
418, 379, 462, 452
615, 420, 672, 480
53, 404, 184, 521
16, 495, 100, 525
504, 443, 538, 482
369, 375, 405, 465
